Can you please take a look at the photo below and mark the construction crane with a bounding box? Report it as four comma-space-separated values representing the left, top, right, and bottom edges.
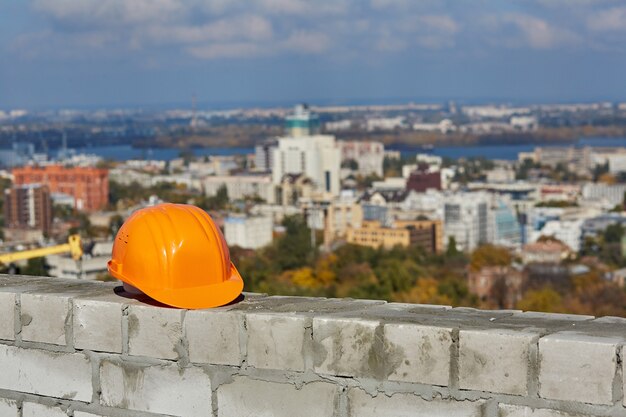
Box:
0, 234, 83, 266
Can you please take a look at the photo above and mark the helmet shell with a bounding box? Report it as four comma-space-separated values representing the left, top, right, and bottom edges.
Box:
108, 203, 243, 309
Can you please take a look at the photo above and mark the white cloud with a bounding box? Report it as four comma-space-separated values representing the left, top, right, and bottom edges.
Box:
32, 0, 184, 25
507, 14, 579, 49
186, 42, 268, 59
257, 0, 348, 15
141, 15, 273, 44
587, 7, 626, 31
282, 31, 330, 53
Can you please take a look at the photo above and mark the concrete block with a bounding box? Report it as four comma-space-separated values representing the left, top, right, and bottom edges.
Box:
0, 398, 18, 417
217, 377, 337, 417
73, 296, 123, 353
313, 316, 379, 377
348, 388, 484, 417
127, 305, 183, 360
499, 404, 587, 416
20, 293, 69, 345
459, 329, 538, 396
186, 309, 241, 365
0, 292, 15, 340
22, 403, 66, 417
73, 413, 105, 417
246, 312, 308, 371
539, 332, 620, 405
0, 345, 91, 401
100, 360, 211, 417
384, 323, 452, 386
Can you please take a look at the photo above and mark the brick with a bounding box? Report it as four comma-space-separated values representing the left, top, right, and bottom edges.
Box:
459, 329, 538, 396
73, 295, 123, 353
186, 309, 241, 365
384, 323, 452, 386
0, 292, 15, 340
20, 293, 69, 345
313, 317, 379, 377
246, 312, 308, 371
127, 305, 183, 360
539, 332, 620, 405
348, 388, 484, 417
499, 404, 588, 417
0, 398, 18, 417
22, 403, 66, 417
0, 345, 92, 401
217, 377, 336, 417
100, 360, 211, 417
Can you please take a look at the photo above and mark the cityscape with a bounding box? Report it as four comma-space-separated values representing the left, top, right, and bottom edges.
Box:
4, 1, 626, 416
1, 101, 626, 316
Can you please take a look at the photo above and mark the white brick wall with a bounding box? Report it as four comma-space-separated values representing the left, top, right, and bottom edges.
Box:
0, 292, 14, 340
22, 403, 66, 417
499, 404, 585, 417
459, 329, 539, 395
217, 378, 337, 417
100, 360, 212, 417
0, 398, 18, 417
185, 309, 242, 366
0, 275, 623, 417
0, 345, 92, 401
73, 295, 123, 353
20, 293, 69, 345
313, 317, 379, 377
127, 305, 183, 360
246, 312, 309, 371
348, 388, 485, 417
539, 332, 620, 405
384, 323, 452, 386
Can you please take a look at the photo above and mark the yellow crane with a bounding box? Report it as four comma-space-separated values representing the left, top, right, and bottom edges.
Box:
0, 235, 83, 265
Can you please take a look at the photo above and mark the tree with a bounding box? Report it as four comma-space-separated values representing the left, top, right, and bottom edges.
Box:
469, 244, 511, 272
20, 258, 48, 277
109, 214, 125, 237
517, 288, 563, 313
446, 237, 459, 257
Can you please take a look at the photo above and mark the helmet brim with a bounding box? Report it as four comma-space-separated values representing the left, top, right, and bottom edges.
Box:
108, 261, 244, 309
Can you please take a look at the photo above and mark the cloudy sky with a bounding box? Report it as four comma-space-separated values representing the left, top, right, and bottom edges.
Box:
1, 0, 626, 109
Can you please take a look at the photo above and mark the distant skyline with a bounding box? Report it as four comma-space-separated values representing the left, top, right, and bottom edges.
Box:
1, 0, 626, 109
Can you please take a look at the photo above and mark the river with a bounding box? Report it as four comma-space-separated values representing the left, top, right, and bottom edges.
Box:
64, 137, 626, 162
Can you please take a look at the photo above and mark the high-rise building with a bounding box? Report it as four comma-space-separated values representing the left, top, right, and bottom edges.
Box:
12, 165, 109, 212
4, 184, 52, 240
271, 106, 341, 197
443, 193, 491, 252
254, 139, 277, 172
285, 104, 320, 137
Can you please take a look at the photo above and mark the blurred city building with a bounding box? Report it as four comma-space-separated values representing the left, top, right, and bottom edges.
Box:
13, 165, 108, 211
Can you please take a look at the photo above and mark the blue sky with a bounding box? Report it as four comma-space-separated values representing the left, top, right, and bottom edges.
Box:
1, 0, 626, 109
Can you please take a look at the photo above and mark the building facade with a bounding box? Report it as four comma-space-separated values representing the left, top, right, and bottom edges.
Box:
271, 135, 341, 197
13, 165, 109, 212
3, 184, 52, 240
346, 219, 441, 252
203, 175, 275, 204
224, 216, 273, 250
338, 141, 384, 177
444, 193, 491, 252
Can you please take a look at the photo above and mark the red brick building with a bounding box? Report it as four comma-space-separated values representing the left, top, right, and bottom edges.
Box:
13, 165, 109, 212
406, 165, 442, 193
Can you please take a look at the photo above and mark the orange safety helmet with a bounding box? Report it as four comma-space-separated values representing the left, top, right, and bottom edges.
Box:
108, 203, 243, 309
